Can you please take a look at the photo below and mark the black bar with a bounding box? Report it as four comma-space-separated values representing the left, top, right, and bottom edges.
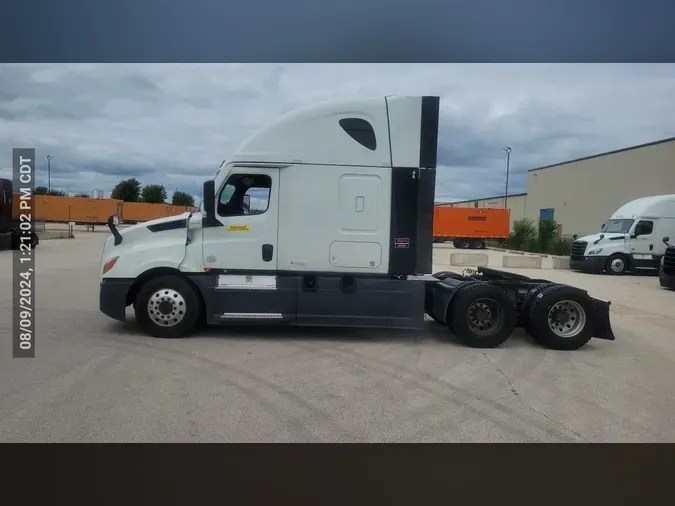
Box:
419, 96, 440, 169
13, 148, 36, 358
107, 215, 123, 245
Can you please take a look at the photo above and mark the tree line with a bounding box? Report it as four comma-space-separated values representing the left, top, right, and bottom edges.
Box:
34, 178, 195, 207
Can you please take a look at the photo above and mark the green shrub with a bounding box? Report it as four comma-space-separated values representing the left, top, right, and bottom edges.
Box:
538, 218, 558, 252
509, 218, 538, 250
525, 236, 540, 253
549, 236, 574, 256
505, 218, 572, 256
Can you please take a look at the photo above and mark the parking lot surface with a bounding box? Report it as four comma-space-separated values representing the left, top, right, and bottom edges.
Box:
1, 234, 675, 442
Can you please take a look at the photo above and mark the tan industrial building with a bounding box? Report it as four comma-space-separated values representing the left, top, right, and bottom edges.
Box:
438, 136, 675, 237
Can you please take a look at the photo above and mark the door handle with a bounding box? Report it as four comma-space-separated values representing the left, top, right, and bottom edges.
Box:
649, 244, 653, 251
262, 244, 273, 262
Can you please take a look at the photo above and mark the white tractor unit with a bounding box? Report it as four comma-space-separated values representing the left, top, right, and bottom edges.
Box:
570, 194, 675, 275
99, 96, 615, 350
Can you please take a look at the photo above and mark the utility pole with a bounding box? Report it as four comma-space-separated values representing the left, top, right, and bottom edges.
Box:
47, 155, 53, 192
502, 147, 511, 208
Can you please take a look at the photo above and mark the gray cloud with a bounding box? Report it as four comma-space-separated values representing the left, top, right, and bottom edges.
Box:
1, 64, 675, 202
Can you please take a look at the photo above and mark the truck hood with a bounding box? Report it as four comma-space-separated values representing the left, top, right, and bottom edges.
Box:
119, 211, 198, 237
104, 211, 200, 250
576, 232, 626, 246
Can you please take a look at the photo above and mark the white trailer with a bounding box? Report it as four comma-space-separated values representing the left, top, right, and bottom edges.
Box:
570, 195, 675, 275
99, 96, 615, 350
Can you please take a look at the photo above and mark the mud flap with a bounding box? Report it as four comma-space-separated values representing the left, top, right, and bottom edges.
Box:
592, 298, 615, 340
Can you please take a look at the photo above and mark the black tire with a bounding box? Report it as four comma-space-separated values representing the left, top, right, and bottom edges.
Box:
471, 239, 485, 250
31, 233, 39, 248
457, 239, 471, 249
446, 282, 517, 348
526, 285, 596, 350
518, 282, 559, 327
134, 275, 202, 338
605, 253, 628, 275
452, 240, 461, 249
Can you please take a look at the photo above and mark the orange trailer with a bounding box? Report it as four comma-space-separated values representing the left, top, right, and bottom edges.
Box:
433, 207, 510, 249
12, 195, 192, 226
14, 195, 124, 224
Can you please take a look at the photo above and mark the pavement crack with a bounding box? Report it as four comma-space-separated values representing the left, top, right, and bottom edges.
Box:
481, 352, 588, 442
482, 352, 520, 397
525, 404, 589, 442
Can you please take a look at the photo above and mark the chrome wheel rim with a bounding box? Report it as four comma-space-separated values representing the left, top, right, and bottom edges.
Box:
466, 298, 503, 335
147, 288, 187, 327
610, 258, 625, 272
547, 300, 586, 338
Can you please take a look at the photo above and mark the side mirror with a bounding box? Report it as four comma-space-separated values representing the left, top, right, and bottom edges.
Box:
107, 214, 123, 245
202, 180, 217, 226
664, 236, 671, 246
572, 234, 578, 240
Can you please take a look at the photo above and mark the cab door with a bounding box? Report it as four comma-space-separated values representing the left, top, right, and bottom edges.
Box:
202, 167, 279, 272
630, 219, 657, 264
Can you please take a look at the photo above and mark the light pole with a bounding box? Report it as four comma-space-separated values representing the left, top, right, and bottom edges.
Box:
47, 155, 53, 192
502, 147, 511, 208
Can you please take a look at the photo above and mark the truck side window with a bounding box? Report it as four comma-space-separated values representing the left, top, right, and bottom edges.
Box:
217, 174, 272, 218
339, 118, 377, 151
635, 220, 654, 235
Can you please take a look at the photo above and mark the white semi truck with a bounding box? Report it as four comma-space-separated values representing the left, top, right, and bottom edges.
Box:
570, 194, 675, 275
99, 96, 615, 350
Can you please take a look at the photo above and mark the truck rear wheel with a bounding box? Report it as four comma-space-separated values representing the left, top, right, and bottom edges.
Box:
134, 275, 202, 339
471, 239, 485, 249
518, 282, 558, 327
446, 282, 517, 348
526, 285, 596, 350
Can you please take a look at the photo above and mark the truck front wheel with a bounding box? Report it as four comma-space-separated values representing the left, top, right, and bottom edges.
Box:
134, 275, 202, 338
605, 253, 628, 275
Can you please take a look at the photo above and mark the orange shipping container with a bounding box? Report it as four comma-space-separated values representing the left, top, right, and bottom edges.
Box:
13, 195, 123, 223
433, 207, 510, 246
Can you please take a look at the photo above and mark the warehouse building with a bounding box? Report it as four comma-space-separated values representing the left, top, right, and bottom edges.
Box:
438, 135, 675, 237
524, 136, 675, 236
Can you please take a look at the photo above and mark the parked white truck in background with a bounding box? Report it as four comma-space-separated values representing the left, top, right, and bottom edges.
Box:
570, 194, 675, 275
98, 95, 616, 350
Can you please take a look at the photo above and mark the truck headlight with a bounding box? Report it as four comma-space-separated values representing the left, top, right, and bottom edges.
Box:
587, 248, 603, 255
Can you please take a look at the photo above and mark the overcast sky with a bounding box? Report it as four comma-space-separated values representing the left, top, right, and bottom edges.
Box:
1, 63, 674, 203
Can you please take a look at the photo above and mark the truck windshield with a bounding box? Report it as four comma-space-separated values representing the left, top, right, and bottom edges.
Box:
602, 219, 634, 234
